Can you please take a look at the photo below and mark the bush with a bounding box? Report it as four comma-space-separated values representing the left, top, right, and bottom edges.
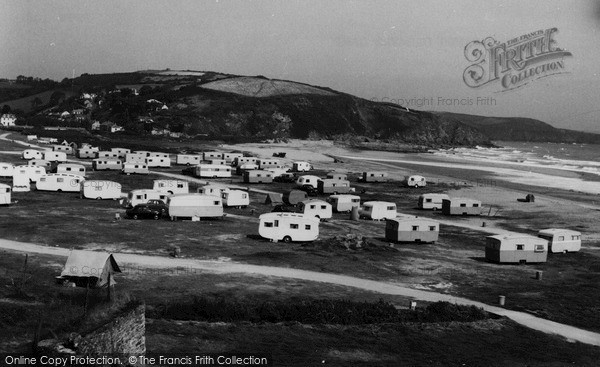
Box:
148, 297, 491, 325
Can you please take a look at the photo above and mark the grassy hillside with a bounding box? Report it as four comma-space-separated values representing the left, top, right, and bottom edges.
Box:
1, 89, 75, 114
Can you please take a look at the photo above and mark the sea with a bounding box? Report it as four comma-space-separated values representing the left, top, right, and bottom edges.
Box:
431, 141, 600, 177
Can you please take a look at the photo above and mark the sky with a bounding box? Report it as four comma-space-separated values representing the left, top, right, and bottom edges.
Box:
2, 0, 600, 132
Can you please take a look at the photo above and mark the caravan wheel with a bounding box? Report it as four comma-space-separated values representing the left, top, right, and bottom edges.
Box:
153, 214, 160, 220
96, 197, 102, 200
133, 214, 139, 220
282, 236, 292, 243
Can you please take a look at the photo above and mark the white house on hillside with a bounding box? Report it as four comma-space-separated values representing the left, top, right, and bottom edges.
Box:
0, 114, 17, 126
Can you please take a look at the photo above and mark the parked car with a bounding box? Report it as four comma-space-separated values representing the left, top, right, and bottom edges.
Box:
125, 199, 168, 220
271, 204, 298, 213
273, 172, 296, 183
298, 184, 318, 196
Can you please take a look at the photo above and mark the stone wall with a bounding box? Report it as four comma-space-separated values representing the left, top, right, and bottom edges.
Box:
78, 303, 146, 355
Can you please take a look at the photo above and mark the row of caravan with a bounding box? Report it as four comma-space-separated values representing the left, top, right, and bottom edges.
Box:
418, 193, 482, 216
485, 229, 582, 263
256, 212, 438, 244
2, 163, 86, 178
22, 150, 68, 163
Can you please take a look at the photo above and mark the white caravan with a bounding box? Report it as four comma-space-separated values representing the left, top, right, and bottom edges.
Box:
96, 151, 120, 159
145, 156, 171, 168
36, 173, 84, 192
148, 152, 170, 159
12, 172, 30, 192
233, 157, 258, 167
298, 199, 332, 219
43, 151, 67, 163
222, 152, 243, 163
122, 189, 169, 208
153, 180, 189, 195
125, 153, 147, 163
327, 194, 361, 212
22, 149, 44, 160
81, 180, 122, 200
0, 163, 14, 177
13, 165, 46, 183
295, 175, 321, 189
0, 183, 11, 205
194, 164, 232, 178
56, 163, 86, 176
258, 213, 319, 243
206, 159, 228, 166
203, 151, 222, 160
28, 160, 51, 169
221, 190, 250, 208
537, 229, 582, 253
176, 154, 202, 165
198, 184, 229, 196
418, 193, 450, 210
167, 194, 224, 220
110, 148, 131, 158
93, 159, 123, 171
359, 201, 397, 220
405, 175, 427, 188
122, 162, 149, 175
52, 145, 73, 155
292, 161, 312, 172
76, 147, 99, 159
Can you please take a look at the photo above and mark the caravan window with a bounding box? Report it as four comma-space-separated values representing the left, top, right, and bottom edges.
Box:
274, 220, 279, 227
305, 224, 311, 230
177, 183, 184, 188
412, 226, 419, 231
290, 224, 299, 229
516, 244, 524, 250
39, 177, 46, 182
534, 244, 545, 252
460, 203, 467, 207
213, 201, 220, 205
264, 222, 273, 228
95, 186, 102, 191
429, 226, 436, 231
136, 195, 143, 200
387, 206, 395, 210
473, 203, 480, 207
320, 205, 327, 209
57, 178, 64, 183
351, 199, 359, 203
310, 205, 316, 209
558, 236, 564, 241
426, 198, 432, 203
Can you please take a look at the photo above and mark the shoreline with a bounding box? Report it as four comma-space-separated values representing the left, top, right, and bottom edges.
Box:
222, 139, 600, 195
